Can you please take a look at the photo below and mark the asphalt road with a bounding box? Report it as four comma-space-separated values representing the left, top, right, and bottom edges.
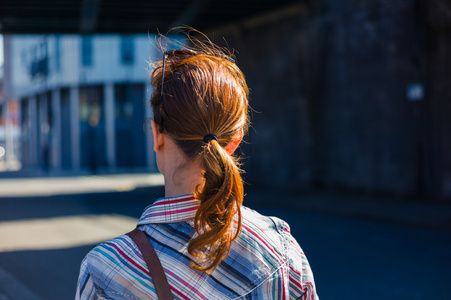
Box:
0, 175, 450, 300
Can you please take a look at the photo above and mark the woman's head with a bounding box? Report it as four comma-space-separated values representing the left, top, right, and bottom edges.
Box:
150, 49, 249, 156
149, 39, 249, 273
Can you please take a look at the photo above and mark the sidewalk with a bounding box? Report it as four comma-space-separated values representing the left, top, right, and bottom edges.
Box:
245, 188, 451, 232
0, 173, 450, 231
0, 173, 164, 197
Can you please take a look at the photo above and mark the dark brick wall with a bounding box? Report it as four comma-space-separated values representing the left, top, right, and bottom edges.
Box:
208, 0, 451, 201
315, 0, 421, 195
424, 0, 451, 200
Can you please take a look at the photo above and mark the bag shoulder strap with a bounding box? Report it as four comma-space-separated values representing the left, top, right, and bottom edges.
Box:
127, 228, 174, 300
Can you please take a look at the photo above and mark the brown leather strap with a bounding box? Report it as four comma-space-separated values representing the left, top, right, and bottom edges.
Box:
127, 228, 174, 300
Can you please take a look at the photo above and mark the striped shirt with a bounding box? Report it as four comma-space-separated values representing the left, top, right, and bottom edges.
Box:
76, 194, 319, 299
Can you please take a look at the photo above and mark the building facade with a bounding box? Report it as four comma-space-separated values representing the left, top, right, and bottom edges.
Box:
2, 34, 164, 173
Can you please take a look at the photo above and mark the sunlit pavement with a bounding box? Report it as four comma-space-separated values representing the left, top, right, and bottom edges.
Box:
0, 173, 165, 197
0, 174, 450, 299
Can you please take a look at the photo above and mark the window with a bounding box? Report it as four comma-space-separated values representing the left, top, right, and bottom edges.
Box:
55, 35, 60, 72
81, 35, 93, 67
120, 35, 134, 65
30, 41, 48, 77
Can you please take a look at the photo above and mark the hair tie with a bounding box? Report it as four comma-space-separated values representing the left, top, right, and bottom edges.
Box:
203, 134, 218, 143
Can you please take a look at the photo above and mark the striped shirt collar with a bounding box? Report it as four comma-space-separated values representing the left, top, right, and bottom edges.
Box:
137, 194, 200, 225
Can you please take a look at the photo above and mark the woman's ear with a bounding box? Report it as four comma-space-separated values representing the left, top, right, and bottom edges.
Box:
225, 134, 243, 155
150, 120, 164, 152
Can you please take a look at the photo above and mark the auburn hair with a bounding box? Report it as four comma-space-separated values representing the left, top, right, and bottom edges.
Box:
150, 40, 249, 273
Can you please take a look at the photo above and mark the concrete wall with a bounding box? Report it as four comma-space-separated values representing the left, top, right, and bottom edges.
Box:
208, 0, 451, 201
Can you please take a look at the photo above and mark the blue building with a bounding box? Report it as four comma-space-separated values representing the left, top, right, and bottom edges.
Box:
2, 34, 166, 173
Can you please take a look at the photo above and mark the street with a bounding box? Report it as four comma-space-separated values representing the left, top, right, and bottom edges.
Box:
0, 174, 450, 300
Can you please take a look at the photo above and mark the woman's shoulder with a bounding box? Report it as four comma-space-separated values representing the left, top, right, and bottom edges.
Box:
240, 206, 291, 240
82, 233, 136, 276
235, 206, 294, 264
238, 206, 318, 299
78, 233, 158, 299
238, 206, 312, 274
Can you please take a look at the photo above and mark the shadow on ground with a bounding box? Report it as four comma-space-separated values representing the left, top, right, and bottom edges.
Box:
1, 186, 450, 299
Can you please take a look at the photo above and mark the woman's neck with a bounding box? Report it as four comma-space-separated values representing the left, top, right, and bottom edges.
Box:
163, 157, 204, 198
156, 133, 204, 198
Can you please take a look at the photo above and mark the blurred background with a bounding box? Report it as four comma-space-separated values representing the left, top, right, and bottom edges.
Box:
0, 0, 450, 299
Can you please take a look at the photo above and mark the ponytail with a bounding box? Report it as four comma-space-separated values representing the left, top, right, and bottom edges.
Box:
189, 138, 243, 274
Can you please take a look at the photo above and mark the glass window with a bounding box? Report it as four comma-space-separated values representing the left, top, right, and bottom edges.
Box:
81, 35, 93, 67
120, 35, 134, 65
115, 85, 134, 120
55, 35, 60, 72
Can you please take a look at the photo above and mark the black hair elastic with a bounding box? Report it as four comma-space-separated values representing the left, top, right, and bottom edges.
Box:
203, 134, 218, 143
